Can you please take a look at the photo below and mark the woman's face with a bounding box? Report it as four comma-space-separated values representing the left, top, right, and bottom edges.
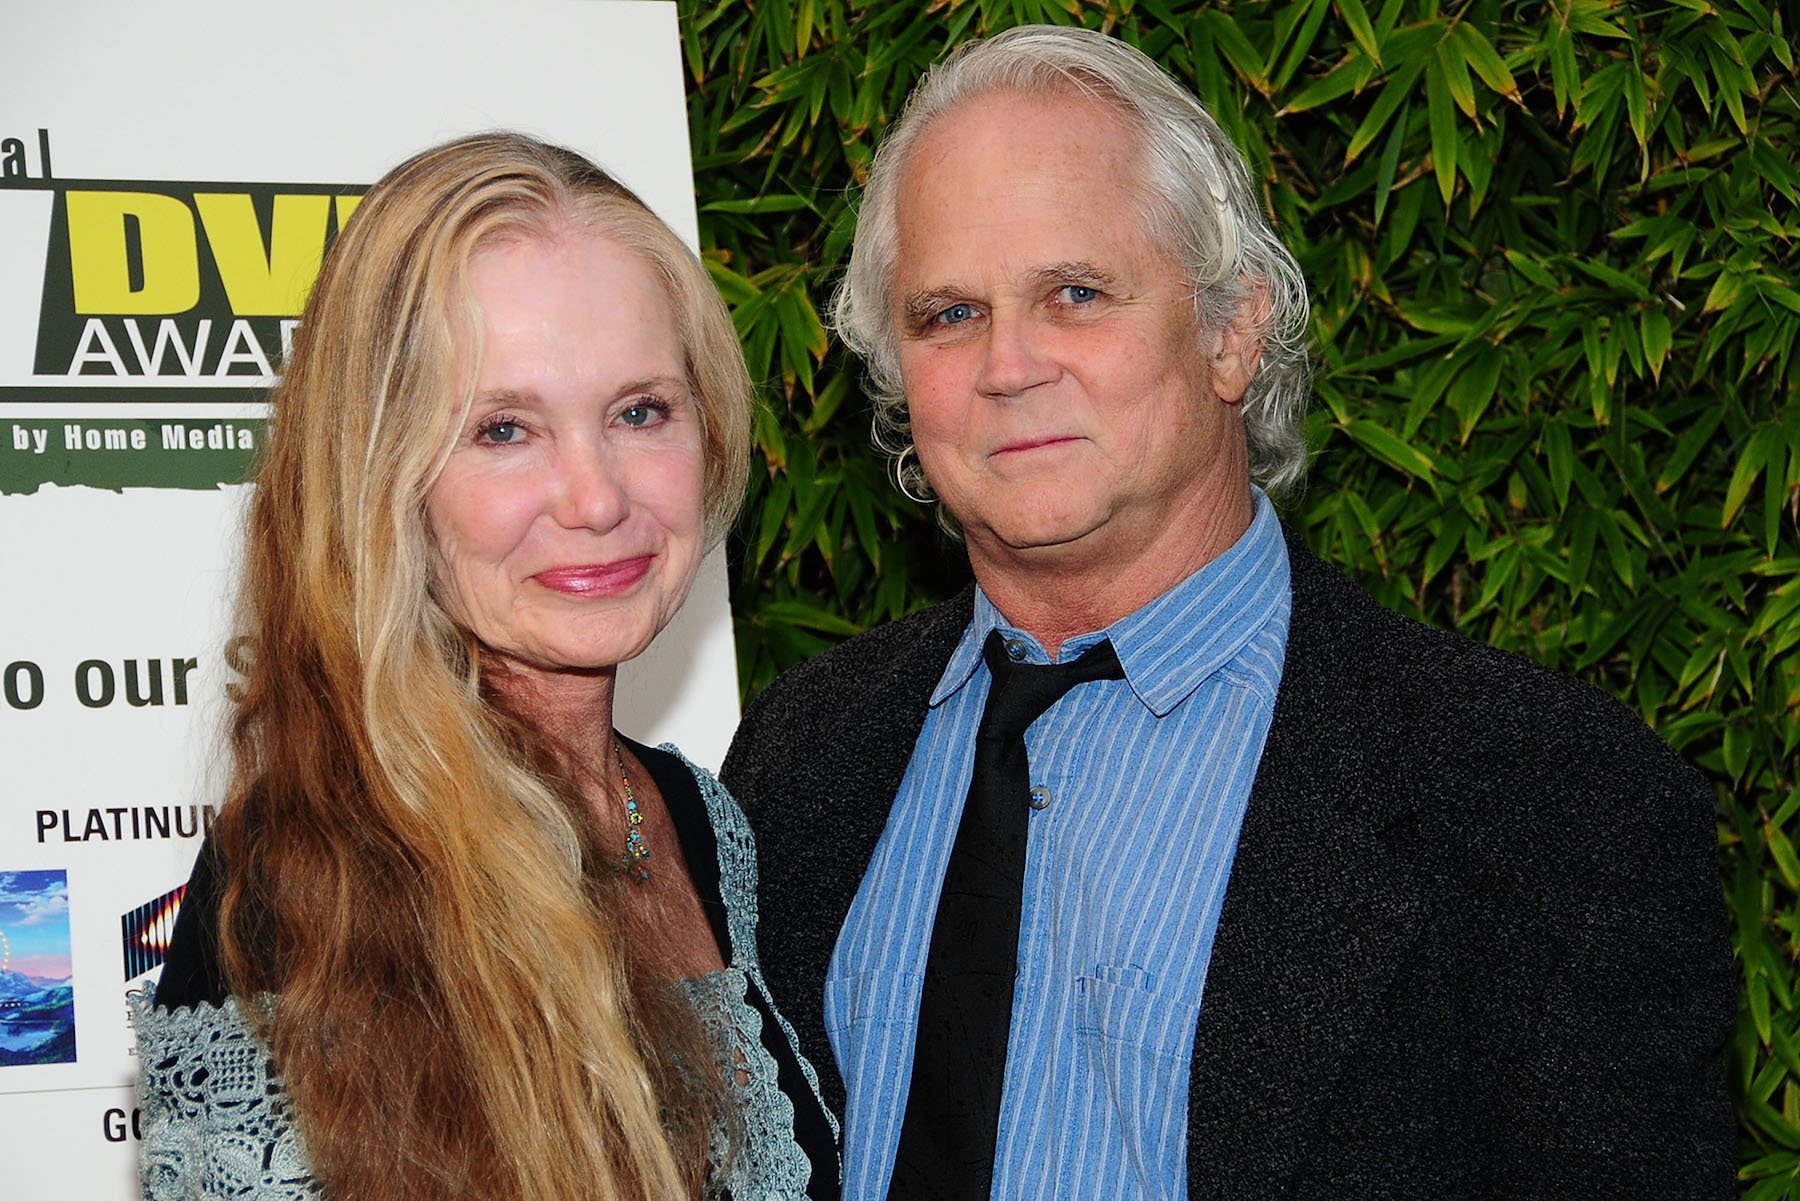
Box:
427, 230, 707, 678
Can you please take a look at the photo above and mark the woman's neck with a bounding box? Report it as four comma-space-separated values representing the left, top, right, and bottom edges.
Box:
482, 657, 619, 768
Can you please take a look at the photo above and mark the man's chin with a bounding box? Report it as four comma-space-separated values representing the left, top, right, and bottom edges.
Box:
966, 511, 1110, 560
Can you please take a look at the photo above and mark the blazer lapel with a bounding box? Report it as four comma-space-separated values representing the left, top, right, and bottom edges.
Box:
819, 594, 971, 947
1184, 532, 1433, 1195
744, 588, 974, 1114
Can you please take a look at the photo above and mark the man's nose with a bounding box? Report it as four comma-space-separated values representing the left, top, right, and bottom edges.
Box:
975, 313, 1058, 398
551, 445, 629, 532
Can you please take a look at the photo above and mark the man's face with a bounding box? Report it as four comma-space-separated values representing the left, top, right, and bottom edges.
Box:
892, 89, 1260, 578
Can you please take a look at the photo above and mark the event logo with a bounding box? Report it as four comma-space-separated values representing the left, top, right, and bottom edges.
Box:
31, 184, 362, 386
0, 129, 365, 494
0, 869, 77, 1066
121, 883, 186, 982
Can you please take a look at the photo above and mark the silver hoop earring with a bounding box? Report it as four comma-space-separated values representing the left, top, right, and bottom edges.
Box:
894, 445, 934, 505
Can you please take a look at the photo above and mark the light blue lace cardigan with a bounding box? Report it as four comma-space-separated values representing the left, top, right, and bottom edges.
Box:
130, 749, 836, 1200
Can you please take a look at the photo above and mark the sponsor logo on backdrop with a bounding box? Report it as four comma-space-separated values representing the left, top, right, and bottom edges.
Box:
0, 128, 366, 493
36, 806, 217, 845
0, 869, 77, 1066
121, 883, 186, 981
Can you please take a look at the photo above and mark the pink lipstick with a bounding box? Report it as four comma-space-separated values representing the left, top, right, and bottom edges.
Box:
533, 557, 652, 597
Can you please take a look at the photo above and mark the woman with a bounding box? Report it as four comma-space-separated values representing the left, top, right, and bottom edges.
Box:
132, 132, 836, 1201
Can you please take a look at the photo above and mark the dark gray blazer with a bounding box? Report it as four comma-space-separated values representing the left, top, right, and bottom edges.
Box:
722, 527, 1736, 1197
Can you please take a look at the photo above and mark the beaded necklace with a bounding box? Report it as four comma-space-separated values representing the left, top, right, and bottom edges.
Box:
615, 742, 651, 881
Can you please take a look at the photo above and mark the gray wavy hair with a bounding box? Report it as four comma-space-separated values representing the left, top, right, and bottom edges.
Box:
831, 24, 1313, 499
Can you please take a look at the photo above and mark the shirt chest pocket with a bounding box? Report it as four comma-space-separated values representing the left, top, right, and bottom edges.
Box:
1073, 967, 1201, 1200
823, 967, 922, 1081
825, 968, 919, 1028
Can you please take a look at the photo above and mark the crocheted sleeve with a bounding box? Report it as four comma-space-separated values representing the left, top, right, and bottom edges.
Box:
129, 985, 321, 1200
665, 746, 840, 1198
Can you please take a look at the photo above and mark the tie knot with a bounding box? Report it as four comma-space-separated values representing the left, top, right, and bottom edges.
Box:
979, 630, 1123, 745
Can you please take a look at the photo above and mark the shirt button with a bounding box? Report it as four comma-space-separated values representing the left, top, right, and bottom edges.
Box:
1004, 637, 1028, 661
1029, 785, 1051, 810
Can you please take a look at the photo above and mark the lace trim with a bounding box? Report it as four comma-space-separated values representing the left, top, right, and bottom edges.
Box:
667, 745, 841, 1145
129, 985, 320, 1200
681, 967, 814, 1198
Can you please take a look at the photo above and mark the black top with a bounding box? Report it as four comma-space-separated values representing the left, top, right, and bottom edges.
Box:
154, 737, 839, 1201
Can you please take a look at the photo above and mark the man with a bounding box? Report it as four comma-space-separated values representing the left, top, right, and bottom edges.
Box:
722, 25, 1734, 1200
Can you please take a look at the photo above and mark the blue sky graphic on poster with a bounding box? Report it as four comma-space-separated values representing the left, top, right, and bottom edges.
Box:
0, 869, 77, 1066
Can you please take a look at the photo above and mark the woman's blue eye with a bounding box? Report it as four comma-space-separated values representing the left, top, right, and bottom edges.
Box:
619, 402, 666, 428
479, 419, 524, 444
935, 303, 977, 326
1061, 285, 1099, 304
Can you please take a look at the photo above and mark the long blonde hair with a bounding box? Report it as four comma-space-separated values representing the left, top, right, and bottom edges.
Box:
213, 132, 751, 1201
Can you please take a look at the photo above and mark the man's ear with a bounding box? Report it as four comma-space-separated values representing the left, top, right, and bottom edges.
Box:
1210, 282, 1269, 406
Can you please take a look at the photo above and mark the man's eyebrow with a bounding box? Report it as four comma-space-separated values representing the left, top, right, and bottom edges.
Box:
899, 288, 969, 327
1028, 261, 1119, 289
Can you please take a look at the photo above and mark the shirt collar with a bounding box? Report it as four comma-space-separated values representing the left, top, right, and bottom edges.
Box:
930, 488, 1290, 716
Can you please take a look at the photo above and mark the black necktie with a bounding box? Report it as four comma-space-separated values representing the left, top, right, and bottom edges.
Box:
890, 631, 1125, 1200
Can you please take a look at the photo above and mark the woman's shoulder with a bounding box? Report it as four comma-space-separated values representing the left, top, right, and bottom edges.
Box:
641, 741, 758, 897
636, 742, 751, 835
619, 737, 756, 880
153, 836, 231, 1010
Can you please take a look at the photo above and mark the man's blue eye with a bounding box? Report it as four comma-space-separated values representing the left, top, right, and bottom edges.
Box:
1061, 285, 1099, 304
936, 303, 977, 326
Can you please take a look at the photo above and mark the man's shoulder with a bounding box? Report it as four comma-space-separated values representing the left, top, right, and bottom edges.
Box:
1281, 532, 1698, 807
1273, 537, 1717, 987
741, 589, 973, 723
723, 591, 973, 794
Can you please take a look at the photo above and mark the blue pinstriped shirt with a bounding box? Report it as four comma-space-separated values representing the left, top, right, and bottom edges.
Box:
825, 490, 1291, 1201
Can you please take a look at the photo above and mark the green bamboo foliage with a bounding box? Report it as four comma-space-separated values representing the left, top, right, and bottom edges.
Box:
682, 0, 1798, 1188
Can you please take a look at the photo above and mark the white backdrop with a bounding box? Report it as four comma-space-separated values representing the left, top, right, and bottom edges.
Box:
0, 2, 738, 1191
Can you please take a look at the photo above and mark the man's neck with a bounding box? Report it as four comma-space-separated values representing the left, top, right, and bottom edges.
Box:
969, 487, 1257, 659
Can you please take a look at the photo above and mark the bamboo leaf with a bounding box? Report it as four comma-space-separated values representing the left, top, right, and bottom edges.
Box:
1641, 308, 1673, 381
1337, 0, 1382, 65
1426, 56, 1459, 206
1345, 61, 1425, 163
1723, 426, 1780, 528
1768, 823, 1800, 891
1282, 56, 1370, 114
1435, 36, 1477, 120
701, 194, 814, 214
1451, 22, 1518, 100
1343, 419, 1441, 482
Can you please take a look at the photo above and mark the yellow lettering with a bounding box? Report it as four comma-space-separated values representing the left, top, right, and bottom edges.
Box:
66, 192, 199, 315
334, 194, 362, 230
195, 193, 332, 316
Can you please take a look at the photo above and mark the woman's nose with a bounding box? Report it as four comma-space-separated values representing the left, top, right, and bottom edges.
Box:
551, 446, 629, 532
